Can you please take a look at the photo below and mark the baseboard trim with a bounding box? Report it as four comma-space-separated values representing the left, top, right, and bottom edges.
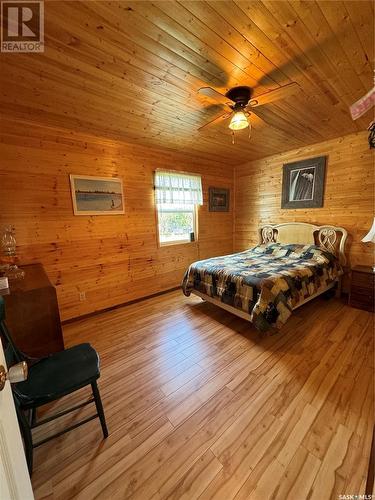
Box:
62, 286, 181, 325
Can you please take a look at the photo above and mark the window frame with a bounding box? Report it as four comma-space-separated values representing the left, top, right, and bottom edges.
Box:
156, 203, 199, 247
154, 171, 200, 248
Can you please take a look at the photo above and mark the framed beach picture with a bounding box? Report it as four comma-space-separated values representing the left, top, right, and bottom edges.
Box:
281, 156, 326, 209
209, 187, 230, 212
69, 175, 124, 215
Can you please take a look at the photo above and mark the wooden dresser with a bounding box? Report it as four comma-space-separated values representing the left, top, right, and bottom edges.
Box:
2, 264, 64, 357
349, 265, 375, 313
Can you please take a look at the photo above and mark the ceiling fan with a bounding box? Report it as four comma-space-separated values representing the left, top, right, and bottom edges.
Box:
197, 82, 300, 136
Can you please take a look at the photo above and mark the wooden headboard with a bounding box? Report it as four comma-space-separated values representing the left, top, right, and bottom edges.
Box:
258, 222, 348, 265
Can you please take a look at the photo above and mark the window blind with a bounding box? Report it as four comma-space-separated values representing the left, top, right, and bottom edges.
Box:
154, 170, 203, 206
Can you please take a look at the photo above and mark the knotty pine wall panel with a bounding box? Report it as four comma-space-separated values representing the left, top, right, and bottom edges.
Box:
0, 120, 233, 320
235, 131, 374, 273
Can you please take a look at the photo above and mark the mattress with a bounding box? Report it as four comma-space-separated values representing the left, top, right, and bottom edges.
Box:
182, 243, 343, 332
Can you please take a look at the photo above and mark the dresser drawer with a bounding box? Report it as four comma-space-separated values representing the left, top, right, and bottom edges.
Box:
350, 284, 373, 296
351, 271, 375, 287
349, 266, 375, 312
349, 287, 375, 312
349, 297, 374, 312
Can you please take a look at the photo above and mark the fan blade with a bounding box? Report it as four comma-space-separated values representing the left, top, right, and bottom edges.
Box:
247, 110, 267, 130
247, 82, 300, 108
198, 112, 232, 131
198, 87, 234, 105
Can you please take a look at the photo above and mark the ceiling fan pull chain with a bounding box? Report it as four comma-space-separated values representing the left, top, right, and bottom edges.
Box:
232, 130, 235, 144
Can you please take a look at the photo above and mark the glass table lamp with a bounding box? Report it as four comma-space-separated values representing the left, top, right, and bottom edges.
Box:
362, 217, 375, 271
0, 225, 25, 280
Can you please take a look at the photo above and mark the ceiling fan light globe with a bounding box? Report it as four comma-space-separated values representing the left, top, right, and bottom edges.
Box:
229, 111, 249, 131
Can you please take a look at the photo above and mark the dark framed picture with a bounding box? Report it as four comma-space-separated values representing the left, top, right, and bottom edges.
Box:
281, 156, 326, 209
209, 187, 230, 212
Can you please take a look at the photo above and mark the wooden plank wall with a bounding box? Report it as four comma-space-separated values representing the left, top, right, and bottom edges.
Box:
235, 131, 374, 274
0, 119, 233, 321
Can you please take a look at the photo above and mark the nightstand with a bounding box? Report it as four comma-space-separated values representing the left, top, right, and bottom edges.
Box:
349, 266, 375, 312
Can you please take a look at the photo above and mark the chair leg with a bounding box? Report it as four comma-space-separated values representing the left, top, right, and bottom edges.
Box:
91, 381, 108, 439
28, 408, 36, 427
31, 407, 37, 426
16, 405, 33, 475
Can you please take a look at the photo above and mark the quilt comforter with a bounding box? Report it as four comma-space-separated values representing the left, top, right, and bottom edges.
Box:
182, 243, 342, 332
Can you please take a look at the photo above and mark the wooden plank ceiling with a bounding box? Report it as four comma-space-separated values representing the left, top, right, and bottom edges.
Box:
1, 0, 374, 165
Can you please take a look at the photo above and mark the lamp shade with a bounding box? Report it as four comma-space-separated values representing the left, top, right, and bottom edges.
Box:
229, 111, 249, 131
362, 217, 375, 243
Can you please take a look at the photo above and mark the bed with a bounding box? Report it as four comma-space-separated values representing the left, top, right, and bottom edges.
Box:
182, 222, 348, 333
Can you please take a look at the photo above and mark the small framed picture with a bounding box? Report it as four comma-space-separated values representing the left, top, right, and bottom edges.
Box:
70, 175, 124, 215
209, 187, 230, 212
281, 156, 326, 209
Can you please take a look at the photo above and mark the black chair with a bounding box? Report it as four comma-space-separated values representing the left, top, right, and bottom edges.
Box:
0, 297, 108, 474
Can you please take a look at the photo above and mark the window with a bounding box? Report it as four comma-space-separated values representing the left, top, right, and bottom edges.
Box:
154, 170, 203, 246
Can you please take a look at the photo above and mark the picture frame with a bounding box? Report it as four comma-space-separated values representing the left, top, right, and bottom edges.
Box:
69, 175, 125, 215
281, 156, 326, 209
209, 187, 230, 212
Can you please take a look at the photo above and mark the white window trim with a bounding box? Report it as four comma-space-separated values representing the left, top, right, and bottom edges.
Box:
156, 205, 199, 247
154, 169, 201, 248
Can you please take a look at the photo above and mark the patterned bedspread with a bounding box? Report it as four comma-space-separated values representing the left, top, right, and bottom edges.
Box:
182, 243, 343, 332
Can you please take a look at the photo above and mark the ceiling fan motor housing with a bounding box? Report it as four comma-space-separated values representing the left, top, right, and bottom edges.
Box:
225, 86, 253, 110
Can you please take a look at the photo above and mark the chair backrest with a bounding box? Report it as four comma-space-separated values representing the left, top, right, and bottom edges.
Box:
0, 297, 24, 366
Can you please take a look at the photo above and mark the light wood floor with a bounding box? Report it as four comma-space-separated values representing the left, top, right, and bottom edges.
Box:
31, 290, 374, 500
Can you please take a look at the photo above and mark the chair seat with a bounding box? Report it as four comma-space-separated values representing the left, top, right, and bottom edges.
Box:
13, 343, 100, 408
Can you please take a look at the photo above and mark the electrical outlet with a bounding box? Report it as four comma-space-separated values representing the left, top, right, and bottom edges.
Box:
79, 291, 86, 301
